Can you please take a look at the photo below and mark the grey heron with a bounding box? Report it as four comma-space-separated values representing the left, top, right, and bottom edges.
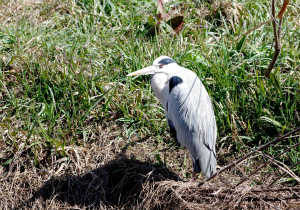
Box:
127, 56, 217, 178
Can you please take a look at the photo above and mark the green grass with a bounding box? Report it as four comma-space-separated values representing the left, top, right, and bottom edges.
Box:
0, 0, 300, 174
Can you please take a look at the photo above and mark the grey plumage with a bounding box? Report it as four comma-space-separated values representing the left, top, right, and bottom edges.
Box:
166, 69, 217, 177
127, 56, 217, 178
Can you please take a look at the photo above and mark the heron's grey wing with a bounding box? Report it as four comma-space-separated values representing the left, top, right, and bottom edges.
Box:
167, 72, 217, 177
167, 119, 180, 146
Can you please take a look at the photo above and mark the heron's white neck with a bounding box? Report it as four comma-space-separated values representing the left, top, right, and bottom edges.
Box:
150, 73, 169, 111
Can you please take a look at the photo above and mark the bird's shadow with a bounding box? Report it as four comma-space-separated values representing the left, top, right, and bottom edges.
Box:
18, 152, 180, 209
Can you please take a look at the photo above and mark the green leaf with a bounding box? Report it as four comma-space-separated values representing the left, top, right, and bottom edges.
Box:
154, 153, 163, 166
3, 158, 13, 166
259, 116, 283, 128
236, 35, 246, 52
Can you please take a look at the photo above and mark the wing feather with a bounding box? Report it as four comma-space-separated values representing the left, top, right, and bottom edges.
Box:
167, 70, 217, 177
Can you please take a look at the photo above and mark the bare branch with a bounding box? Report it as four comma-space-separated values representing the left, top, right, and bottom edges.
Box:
249, 192, 281, 210
232, 141, 300, 188
199, 126, 300, 186
265, 0, 287, 78
251, 187, 300, 193
242, 0, 289, 38
269, 160, 300, 187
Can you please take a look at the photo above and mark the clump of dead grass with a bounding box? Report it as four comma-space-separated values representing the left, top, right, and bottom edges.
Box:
196, 0, 244, 28
144, 166, 297, 208
0, 127, 181, 209
1, 126, 300, 209
0, 0, 46, 26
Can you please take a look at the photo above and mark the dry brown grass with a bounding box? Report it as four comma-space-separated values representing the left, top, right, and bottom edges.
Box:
0, 0, 46, 26
195, 0, 244, 30
1, 123, 300, 209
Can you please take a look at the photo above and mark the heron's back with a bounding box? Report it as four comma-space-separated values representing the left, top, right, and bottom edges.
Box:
167, 68, 217, 177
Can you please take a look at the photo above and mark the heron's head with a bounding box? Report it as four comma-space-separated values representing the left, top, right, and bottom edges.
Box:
127, 56, 178, 77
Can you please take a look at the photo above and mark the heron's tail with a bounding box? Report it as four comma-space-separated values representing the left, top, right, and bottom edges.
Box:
192, 151, 216, 178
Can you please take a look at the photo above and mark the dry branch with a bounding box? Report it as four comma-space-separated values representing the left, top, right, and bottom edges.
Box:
240, 0, 289, 78
269, 160, 300, 187
201, 126, 300, 186
232, 141, 300, 188
248, 192, 281, 210
251, 187, 300, 193
243, 0, 289, 37
264, 0, 286, 78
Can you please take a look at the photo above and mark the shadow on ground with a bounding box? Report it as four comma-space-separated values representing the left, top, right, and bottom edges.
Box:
17, 152, 180, 209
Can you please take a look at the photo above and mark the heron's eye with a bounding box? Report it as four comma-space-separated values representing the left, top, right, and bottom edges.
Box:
158, 64, 164, 69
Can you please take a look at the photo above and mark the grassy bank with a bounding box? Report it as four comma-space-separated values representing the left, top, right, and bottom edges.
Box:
0, 0, 300, 208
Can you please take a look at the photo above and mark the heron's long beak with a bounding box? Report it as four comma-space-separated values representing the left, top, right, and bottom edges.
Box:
127, 66, 157, 76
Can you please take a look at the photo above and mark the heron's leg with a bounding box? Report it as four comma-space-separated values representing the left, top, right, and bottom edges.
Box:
192, 162, 197, 180
191, 155, 197, 180
193, 171, 197, 180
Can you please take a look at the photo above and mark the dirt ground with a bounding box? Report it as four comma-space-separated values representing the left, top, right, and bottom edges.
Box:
1, 123, 300, 209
